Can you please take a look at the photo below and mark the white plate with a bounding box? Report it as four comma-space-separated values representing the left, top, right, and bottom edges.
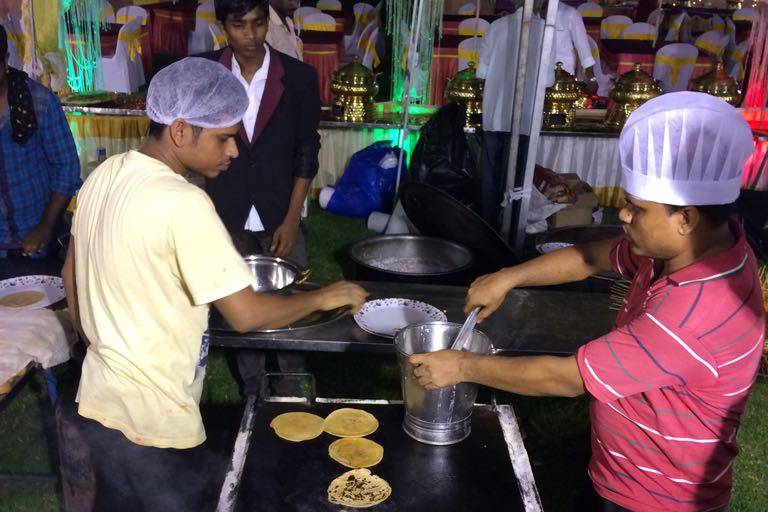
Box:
354, 298, 446, 338
536, 242, 574, 254
0, 275, 65, 311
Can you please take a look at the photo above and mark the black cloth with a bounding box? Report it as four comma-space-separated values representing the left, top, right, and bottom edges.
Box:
200, 48, 321, 233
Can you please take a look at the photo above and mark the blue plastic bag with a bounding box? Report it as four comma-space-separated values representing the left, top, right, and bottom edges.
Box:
326, 141, 407, 218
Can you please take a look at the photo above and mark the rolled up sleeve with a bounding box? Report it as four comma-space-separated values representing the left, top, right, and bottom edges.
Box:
293, 67, 321, 180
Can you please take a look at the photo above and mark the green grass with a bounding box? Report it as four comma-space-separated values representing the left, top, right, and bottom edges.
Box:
1, 202, 767, 511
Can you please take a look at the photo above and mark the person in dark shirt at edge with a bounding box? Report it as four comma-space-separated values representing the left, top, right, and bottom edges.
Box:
202, 0, 322, 397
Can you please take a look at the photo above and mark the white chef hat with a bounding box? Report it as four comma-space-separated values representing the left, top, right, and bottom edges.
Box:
619, 92, 754, 206
146, 57, 249, 129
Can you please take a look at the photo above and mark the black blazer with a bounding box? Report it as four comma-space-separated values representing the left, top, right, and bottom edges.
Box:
201, 47, 321, 233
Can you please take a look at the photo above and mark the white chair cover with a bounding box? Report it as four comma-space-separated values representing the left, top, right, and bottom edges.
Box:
600, 15, 632, 39
188, 0, 215, 55
725, 17, 737, 48
317, 0, 343, 12
115, 6, 148, 26
294, 6, 322, 30
3, 12, 24, 58
361, 27, 380, 69
577, 3, 603, 18
727, 40, 750, 81
458, 17, 489, 36
664, 12, 687, 42
98, 19, 146, 93
733, 7, 756, 23
653, 43, 698, 93
458, 37, 481, 71
711, 14, 726, 33
345, 3, 376, 55
209, 24, 228, 51
5, 34, 22, 69
621, 22, 656, 42
647, 8, 664, 26
302, 12, 337, 31
695, 29, 728, 58
101, 1, 115, 24
458, 3, 478, 15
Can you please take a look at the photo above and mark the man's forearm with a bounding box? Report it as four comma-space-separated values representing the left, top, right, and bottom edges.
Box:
461, 354, 585, 397
283, 177, 311, 225
495, 239, 614, 290
37, 192, 72, 232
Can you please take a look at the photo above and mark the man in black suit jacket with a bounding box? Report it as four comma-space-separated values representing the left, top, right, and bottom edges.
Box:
203, 0, 322, 396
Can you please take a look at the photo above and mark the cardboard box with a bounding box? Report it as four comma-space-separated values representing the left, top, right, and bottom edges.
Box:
548, 173, 599, 228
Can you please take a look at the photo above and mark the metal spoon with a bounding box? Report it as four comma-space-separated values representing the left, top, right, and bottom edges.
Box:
450, 307, 481, 352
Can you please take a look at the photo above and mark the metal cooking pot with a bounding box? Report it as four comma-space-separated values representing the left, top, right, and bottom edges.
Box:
244, 255, 310, 293
347, 235, 475, 285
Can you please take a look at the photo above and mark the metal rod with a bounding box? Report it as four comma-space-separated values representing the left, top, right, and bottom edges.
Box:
497, 404, 543, 512
512, 0, 560, 252
500, 0, 536, 241
216, 395, 259, 512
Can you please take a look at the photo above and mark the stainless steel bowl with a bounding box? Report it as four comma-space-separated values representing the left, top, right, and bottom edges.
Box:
243, 255, 309, 293
348, 236, 474, 280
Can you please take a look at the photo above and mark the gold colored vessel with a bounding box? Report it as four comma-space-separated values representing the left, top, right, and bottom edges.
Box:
543, 62, 584, 130
445, 62, 484, 128
331, 60, 379, 122
691, 62, 741, 106
605, 64, 662, 130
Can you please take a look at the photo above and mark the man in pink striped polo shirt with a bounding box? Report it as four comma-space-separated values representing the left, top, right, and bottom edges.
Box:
410, 92, 764, 512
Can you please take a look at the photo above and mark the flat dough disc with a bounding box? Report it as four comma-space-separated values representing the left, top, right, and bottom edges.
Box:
329, 437, 384, 468
324, 408, 379, 437
269, 412, 325, 442
327, 468, 391, 508
0, 291, 44, 308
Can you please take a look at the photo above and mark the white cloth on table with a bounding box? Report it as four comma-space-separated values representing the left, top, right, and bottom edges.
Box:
0, 308, 74, 386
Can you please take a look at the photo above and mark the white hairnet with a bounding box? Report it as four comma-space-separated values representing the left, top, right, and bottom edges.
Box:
619, 92, 755, 206
146, 57, 249, 129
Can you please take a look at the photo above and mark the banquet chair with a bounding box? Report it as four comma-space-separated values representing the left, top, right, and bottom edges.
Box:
695, 30, 729, 59
355, 21, 379, 60
621, 22, 656, 42
727, 40, 749, 81
302, 12, 337, 32
294, 6, 322, 31
647, 8, 664, 26
99, 19, 145, 93
711, 14, 726, 33
3, 12, 24, 58
726, 17, 737, 48
188, 0, 216, 55
584, 37, 614, 96
458, 18, 489, 36
209, 23, 228, 51
4, 33, 22, 69
361, 27, 380, 69
578, 3, 603, 19
116, 6, 148, 26
345, 3, 377, 56
458, 3, 478, 15
664, 12, 687, 42
458, 37, 481, 71
600, 15, 632, 39
653, 43, 698, 93
316, 0, 342, 12
733, 7, 756, 23
101, 1, 115, 24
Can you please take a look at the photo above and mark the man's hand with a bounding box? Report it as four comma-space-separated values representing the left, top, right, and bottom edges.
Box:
22, 223, 54, 255
270, 220, 299, 259
464, 270, 515, 322
409, 350, 471, 389
313, 281, 368, 313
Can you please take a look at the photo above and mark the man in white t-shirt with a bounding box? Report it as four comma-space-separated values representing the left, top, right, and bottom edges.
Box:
60, 57, 366, 511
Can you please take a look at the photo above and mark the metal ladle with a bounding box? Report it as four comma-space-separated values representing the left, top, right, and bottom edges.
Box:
450, 307, 481, 352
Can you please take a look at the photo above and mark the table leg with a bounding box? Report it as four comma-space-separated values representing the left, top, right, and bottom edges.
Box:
497, 404, 543, 512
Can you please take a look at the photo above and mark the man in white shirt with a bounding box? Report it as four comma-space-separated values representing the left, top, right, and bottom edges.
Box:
476, 0, 597, 228
267, 0, 302, 60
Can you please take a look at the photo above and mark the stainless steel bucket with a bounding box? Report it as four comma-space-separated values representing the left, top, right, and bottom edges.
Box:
395, 322, 492, 445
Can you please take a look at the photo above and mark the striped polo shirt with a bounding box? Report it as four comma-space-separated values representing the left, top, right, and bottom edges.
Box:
576, 222, 765, 512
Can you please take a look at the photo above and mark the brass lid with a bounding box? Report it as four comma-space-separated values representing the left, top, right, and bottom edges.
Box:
549, 62, 583, 93
333, 59, 377, 86
445, 62, 484, 102
692, 62, 741, 106
613, 63, 661, 92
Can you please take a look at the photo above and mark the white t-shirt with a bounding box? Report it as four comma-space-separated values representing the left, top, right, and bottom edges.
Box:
72, 150, 254, 449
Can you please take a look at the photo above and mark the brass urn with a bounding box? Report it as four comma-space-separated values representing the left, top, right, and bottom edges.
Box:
605, 64, 662, 130
692, 62, 741, 106
543, 62, 584, 130
331, 59, 379, 122
445, 62, 484, 127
